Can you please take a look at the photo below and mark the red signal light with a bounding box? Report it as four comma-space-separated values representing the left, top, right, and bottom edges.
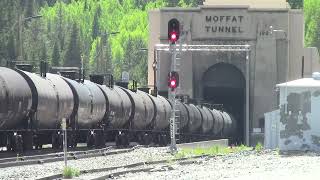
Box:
170, 79, 176, 88
168, 19, 180, 44
168, 71, 179, 91
170, 31, 177, 42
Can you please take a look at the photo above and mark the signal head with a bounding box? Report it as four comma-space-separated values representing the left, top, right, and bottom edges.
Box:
168, 19, 180, 44
168, 71, 179, 91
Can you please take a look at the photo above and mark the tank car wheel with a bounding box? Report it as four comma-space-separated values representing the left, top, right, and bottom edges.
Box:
159, 134, 168, 146
70, 136, 77, 148
94, 131, 105, 148
22, 132, 33, 151
142, 133, 152, 145
13, 134, 23, 154
6, 135, 13, 152
115, 134, 121, 147
121, 133, 129, 147
87, 131, 95, 148
52, 133, 62, 149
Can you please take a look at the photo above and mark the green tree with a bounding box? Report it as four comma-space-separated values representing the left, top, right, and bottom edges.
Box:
64, 22, 81, 67
52, 41, 60, 66
92, 5, 101, 40
40, 42, 47, 61
304, 0, 320, 51
26, 0, 35, 17
288, 0, 303, 9
57, 1, 65, 50
7, 34, 16, 62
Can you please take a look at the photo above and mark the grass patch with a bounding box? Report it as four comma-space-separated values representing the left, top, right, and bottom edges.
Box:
63, 166, 80, 179
174, 144, 252, 159
255, 142, 263, 152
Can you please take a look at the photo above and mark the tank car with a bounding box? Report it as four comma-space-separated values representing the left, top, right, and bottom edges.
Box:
62, 78, 106, 148
0, 67, 32, 151
147, 94, 171, 145
0, 67, 74, 151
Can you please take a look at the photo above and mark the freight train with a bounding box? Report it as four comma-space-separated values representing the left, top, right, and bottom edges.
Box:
0, 66, 237, 152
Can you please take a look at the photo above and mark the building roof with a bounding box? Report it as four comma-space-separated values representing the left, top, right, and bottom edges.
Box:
277, 78, 320, 88
203, 0, 289, 9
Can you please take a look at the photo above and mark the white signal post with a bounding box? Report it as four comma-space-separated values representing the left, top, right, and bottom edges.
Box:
169, 27, 183, 153
169, 42, 177, 153
62, 118, 67, 168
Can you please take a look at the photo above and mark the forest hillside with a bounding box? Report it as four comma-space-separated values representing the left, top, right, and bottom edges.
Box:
0, 0, 310, 85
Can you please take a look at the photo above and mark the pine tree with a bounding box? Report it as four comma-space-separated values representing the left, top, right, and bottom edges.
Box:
104, 35, 113, 74
83, 0, 88, 11
64, 22, 81, 67
288, 0, 303, 9
26, 0, 34, 17
52, 41, 60, 66
7, 34, 16, 62
40, 42, 47, 61
92, 6, 101, 39
57, 1, 65, 50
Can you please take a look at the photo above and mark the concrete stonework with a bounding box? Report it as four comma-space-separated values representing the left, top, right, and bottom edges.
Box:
147, 2, 320, 144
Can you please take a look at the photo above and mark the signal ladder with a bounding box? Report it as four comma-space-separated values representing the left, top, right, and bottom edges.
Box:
169, 33, 184, 151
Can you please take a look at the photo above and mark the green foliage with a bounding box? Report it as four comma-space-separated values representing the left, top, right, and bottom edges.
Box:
255, 142, 263, 152
304, 0, 320, 53
52, 41, 60, 66
63, 166, 80, 179
174, 145, 252, 159
64, 22, 81, 67
0, 0, 203, 82
2, 0, 319, 84
288, 0, 303, 9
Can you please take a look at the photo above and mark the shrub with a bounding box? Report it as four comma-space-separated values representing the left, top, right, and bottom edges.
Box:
63, 166, 80, 179
255, 142, 263, 152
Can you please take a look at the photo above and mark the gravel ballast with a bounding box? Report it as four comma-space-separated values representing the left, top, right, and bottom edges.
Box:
116, 150, 320, 180
0, 147, 171, 179
1, 147, 320, 179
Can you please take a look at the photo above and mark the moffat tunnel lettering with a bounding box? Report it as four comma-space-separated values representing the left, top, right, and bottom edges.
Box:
205, 15, 244, 33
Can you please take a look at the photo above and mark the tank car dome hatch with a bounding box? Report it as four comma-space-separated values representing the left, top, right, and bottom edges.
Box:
0, 67, 32, 129
98, 85, 132, 129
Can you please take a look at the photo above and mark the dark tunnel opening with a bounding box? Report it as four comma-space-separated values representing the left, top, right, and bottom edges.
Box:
203, 63, 245, 143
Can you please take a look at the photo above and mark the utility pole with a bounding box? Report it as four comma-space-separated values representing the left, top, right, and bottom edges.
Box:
10, 15, 42, 61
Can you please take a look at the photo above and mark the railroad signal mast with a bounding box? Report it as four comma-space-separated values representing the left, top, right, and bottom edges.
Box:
168, 18, 183, 153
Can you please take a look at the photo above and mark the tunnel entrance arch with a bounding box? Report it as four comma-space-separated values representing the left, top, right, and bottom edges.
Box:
203, 63, 245, 143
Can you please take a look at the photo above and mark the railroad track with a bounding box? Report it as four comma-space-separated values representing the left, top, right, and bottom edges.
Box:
37, 154, 211, 180
0, 145, 145, 169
